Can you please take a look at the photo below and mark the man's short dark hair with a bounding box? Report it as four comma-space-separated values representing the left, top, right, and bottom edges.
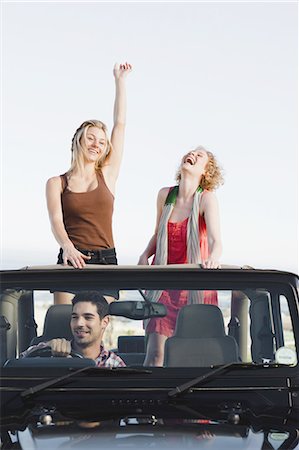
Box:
72, 291, 109, 319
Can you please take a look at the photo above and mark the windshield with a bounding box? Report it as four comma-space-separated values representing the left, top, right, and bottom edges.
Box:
1, 281, 297, 369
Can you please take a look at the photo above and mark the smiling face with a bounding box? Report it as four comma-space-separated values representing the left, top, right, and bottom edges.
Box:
83, 126, 107, 163
181, 148, 209, 180
71, 301, 108, 349
70, 120, 112, 173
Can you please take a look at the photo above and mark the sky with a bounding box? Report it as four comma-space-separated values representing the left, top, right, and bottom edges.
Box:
1, 1, 298, 273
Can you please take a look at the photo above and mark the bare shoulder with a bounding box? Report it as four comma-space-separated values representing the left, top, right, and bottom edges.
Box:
155, 187, 171, 212
46, 176, 63, 192
201, 190, 217, 200
157, 186, 171, 202
158, 186, 171, 197
201, 190, 218, 209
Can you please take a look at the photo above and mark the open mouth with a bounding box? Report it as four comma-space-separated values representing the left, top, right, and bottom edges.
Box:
88, 149, 99, 155
75, 330, 89, 338
185, 156, 195, 166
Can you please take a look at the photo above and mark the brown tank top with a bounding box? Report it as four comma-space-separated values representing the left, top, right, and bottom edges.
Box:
60, 170, 114, 250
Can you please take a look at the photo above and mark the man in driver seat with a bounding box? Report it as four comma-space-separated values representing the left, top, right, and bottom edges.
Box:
21, 291, 126, 368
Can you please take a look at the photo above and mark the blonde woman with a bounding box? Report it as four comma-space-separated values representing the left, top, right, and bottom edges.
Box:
138, 147, 224, 366
46, 63, 132, 304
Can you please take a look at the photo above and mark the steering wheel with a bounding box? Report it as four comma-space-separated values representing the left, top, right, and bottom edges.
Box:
27, 346, 83, 358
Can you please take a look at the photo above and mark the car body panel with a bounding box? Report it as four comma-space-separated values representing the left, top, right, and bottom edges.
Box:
1, 265, 298, 449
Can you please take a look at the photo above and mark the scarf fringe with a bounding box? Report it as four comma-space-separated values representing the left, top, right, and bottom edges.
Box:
146, 186, 203, 305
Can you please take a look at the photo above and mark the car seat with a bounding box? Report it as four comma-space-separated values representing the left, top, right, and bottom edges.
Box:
164, 304, 239, 367
30, 305, 73, 345
117, 335, 146, 366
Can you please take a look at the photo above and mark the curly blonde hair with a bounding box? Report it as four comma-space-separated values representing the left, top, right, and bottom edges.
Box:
175, 146, 224, 191
68, 120, 113, 174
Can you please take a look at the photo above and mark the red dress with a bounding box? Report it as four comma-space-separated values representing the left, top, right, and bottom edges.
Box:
146, 214, 218, 337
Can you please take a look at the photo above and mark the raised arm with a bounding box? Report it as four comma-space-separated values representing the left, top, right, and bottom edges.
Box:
103, 62, 132, 187
200, 191, 222, 269
46, 177, 90, 268
138, 187, 169, 265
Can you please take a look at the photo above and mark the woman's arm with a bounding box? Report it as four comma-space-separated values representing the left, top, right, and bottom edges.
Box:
200, 191, 222, 269
138, 234, 157, 265
102, 62, 132, 190
46, 177, 90, 268
138, 187, 169, 264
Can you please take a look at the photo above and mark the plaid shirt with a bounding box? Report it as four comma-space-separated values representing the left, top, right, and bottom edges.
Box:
20, 341, 126, 368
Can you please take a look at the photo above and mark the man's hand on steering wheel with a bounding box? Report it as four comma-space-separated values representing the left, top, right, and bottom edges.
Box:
27, 338, 83, 358
47, 338, 72, 357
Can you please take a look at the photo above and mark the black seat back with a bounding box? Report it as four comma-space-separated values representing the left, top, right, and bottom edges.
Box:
117, 335, 145, 366
31, 305, 73, 345
118, 335, 145, 353
164, 305, 239, 367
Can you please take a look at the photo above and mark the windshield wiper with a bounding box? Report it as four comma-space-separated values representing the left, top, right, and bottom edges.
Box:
168, 361, 292, 398
168, 363, 244, 398
21, 366, 152, 399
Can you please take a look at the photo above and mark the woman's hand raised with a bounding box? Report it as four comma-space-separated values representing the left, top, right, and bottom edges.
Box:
113, 62, 132, 80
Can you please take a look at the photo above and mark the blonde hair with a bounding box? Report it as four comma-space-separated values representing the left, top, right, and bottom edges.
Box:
175, 146, 224, 191
68, 120, 112, 173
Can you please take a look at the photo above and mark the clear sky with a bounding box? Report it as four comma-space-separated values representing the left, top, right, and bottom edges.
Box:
1, 1, 298, 273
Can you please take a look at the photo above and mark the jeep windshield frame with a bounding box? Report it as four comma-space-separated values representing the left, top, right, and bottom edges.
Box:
1, 266, 298, 432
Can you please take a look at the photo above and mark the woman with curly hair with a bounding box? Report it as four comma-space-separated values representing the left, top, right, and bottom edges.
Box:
46, 63, 132, 304
138, 146, 224, 366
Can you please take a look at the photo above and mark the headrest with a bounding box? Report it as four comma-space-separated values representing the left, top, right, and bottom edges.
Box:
174, 305, 226, 338
41, 304, 73, 341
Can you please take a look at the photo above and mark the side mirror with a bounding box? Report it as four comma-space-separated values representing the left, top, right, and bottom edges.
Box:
109, 301, 167, 320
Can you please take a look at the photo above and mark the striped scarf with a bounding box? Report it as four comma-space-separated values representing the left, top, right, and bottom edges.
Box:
147, 185, 204, 305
